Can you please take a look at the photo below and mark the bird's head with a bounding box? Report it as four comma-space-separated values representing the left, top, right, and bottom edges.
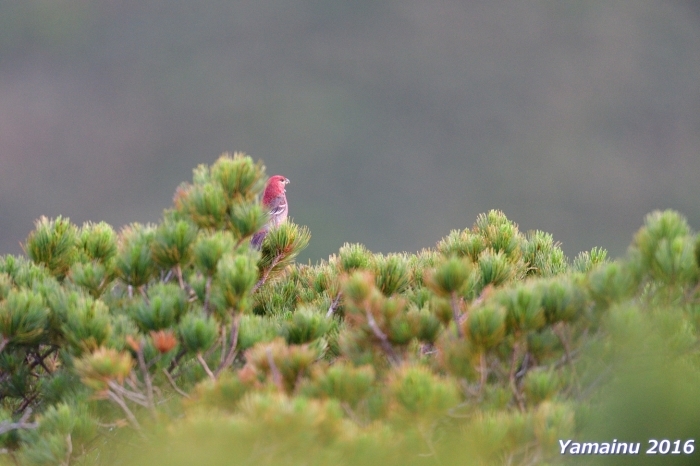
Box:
263, 175, 290, 200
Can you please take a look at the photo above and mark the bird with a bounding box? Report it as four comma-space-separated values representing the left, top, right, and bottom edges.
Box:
251, 175, 290, 249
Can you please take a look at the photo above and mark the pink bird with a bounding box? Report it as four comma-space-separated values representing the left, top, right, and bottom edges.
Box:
251, 175, 290, 249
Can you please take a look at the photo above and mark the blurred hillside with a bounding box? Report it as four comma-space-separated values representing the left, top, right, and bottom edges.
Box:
1, 0, 699, 262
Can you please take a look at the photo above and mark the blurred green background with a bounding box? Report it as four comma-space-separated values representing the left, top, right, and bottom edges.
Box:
1, 0, 699, 263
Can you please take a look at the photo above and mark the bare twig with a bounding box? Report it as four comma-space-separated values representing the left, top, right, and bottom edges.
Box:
176, 264, 185, 290
577, 364, 615, 401
14, 394, 38, 415
107, 390, 143, 434
218, 325, 227, 367
515, 352, 534, 381
136, 345, 157, 420
252, 253, 283, 293
0, 408, 38, 435
416, 422, 440, 461
553, 322, 580, 388
126, 372, 143, 392
216, 314, 241, 377
508, 338, 526, 411
233, 235, 250, 251
161, 369, 190, 399
28, 346, 58, 372
203, 275, 213, 315
61, 434, 72, 466
167, 348, 187, 374
479, 352, 488, 393
0, 337, 8, 355
447, 397, 477, 418
266, 348, 285, 391
326, 292, 342, 318
152, 384, 165, 403
472, 284, 494, 309
197, 353, 215, 380
95, 421, 120, 429
340, 402, 366, 427
684, 281, 700, 304
139, 286, 149, 304
146, 353, 164, 371
107, 381, 149, 407
31, 353, 52, 374
451, 291, 463, 338
203, 334, 222, 361
553, 348, 581, 370
364, 308, 400, 366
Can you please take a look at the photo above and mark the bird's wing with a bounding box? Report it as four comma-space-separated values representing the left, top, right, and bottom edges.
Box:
267, 196, 287, 217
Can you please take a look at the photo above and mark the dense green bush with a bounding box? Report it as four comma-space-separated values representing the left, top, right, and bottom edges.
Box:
1, 154, 699, 465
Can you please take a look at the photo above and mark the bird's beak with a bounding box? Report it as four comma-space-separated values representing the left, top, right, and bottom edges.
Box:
285, 178, 290, 185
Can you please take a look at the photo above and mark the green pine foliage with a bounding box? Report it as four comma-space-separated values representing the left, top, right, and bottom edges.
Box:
1, 153, 700, 466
